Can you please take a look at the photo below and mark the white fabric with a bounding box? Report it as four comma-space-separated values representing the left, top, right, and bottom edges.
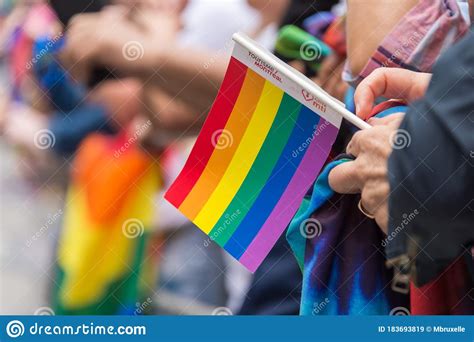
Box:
178, 0, 261, 50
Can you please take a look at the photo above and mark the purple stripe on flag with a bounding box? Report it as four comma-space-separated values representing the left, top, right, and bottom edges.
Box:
238, 120, 338, 272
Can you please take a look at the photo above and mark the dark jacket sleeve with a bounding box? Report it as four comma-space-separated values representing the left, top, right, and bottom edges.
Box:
386, 29, 474, 286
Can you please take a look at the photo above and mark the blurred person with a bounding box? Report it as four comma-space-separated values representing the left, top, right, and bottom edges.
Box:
0, 1, 66, 181
0, 0, 158, 315
62, 0, 289, 119
1, 1, 144, 159
0, 0, 163, 314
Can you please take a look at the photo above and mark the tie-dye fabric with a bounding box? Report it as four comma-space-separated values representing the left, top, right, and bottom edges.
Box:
287, 101, 473, 315
286, 106, 410, 315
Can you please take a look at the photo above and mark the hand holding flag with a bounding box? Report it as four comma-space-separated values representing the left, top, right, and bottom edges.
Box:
165, 33, 369, 272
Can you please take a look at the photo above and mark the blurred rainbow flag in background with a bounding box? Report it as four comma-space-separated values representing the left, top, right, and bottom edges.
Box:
166, 33, 351, 272
54, 133, 160, 314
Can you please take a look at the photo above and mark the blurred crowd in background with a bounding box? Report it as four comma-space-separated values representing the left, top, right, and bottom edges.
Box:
0, 0, 472, 316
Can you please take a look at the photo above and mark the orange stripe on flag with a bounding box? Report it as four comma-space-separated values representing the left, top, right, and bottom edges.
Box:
178, 69, 265, 220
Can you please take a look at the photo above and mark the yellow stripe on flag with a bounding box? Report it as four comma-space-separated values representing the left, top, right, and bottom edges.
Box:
57, 165, 158, 309
178, 69, 264, 220
193, 81, 284, 233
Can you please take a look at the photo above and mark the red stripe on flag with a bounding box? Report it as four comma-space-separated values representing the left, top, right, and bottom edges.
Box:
165, 57, 248, 207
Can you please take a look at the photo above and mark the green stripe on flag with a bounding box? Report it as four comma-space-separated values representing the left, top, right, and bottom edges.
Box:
208, 94, 302, 246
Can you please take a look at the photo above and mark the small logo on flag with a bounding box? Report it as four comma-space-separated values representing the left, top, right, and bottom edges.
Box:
301, 89, 327, 113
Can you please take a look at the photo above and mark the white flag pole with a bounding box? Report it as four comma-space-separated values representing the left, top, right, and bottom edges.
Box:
232, 32, 371, 130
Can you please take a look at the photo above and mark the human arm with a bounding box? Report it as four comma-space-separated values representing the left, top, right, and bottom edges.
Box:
62, 6, 227, 114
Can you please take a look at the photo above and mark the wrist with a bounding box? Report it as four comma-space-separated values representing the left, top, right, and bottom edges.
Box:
141, 40, 170, 71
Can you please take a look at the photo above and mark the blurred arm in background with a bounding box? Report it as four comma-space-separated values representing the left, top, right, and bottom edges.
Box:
139, 85, 204, 149
62, 0, 290, 115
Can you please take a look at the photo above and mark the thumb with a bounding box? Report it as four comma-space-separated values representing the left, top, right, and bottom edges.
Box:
354, 68, 428, 120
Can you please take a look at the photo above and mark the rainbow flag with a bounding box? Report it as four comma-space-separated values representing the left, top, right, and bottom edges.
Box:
54, 132, 161, 314
165, 33, 344, 272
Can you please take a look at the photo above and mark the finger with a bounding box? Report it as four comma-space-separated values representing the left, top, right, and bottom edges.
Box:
328, 161, 363, 194
354, 68, 429, 120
